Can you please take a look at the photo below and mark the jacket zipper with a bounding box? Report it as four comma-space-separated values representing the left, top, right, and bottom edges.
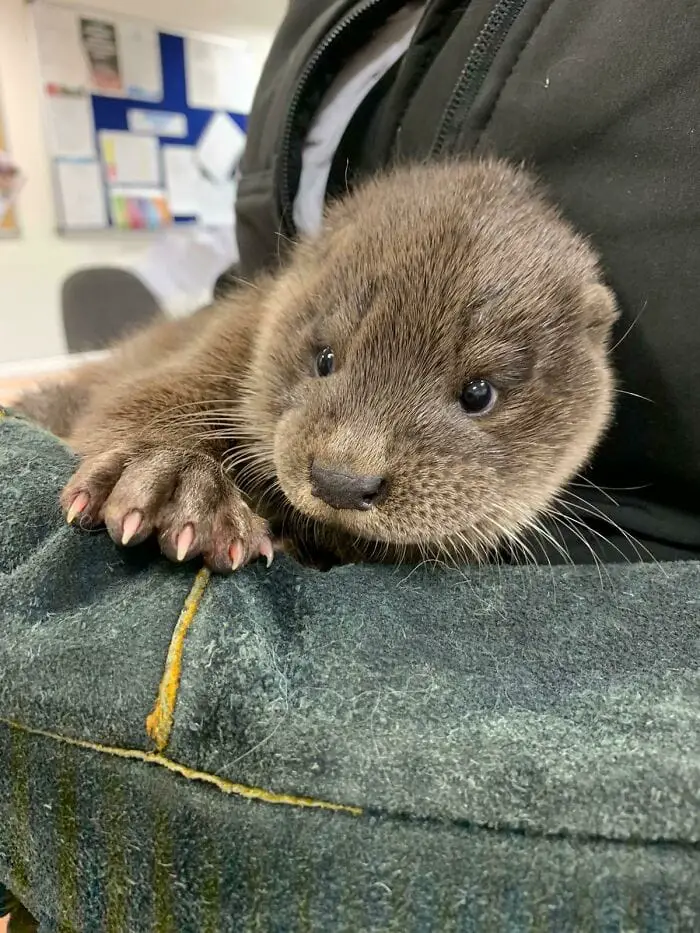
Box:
278, 0, 388, 234
431, 0, 527, 156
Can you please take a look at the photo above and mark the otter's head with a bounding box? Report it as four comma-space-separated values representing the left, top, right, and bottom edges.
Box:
241, 159, 618, 560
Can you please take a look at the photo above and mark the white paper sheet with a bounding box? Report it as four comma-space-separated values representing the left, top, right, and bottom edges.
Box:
128, 109, 187, 138
46, 93, 94, 158
163, 146, 201, 215
217, 46, 258, 113
131, 227, 237, 313
185, 37, 257, 113
119, 22, 163, 101
33, 4, 88, 89
55, 160, 107, 230
195, 112, 245, 184
185, 38, 219, 110
197, 175, 236, 227
100, 131, 161, 186
79, 16, 124, 94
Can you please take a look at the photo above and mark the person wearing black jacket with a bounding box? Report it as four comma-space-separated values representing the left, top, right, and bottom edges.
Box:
231, 0, 700, 563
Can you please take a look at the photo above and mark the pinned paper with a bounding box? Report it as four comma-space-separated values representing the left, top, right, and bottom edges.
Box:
197, 175, 236, 227
100, 131, 161, 186
219, 46, 258, 113
128, 110, 187, 138
163, 146, 201, 215
80, 17, 123, 94
185, 38, 258, 113
119, 22, 162, 101
55, 160, 108, 230
164, 143, 235, 224
46, 91, 95, 158
185, 38, 222, 110
33, 4, 87, 90
195, 112, 245, 184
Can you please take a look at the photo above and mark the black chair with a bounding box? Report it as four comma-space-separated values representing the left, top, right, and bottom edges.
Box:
61, 267, 164, 353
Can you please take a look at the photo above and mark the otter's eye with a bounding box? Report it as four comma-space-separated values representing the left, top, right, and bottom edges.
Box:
314, 346, 335, 377
460, 379, 497, 415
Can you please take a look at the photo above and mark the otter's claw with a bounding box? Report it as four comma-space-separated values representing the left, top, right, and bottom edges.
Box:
121, 509, 144, 546
66, 491, 90, 525
259, 538, 274, 568
230, 540, 244, 571
61, 447, 270, 574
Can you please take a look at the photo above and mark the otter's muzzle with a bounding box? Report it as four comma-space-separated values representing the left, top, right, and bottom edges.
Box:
310, 462, 386, 511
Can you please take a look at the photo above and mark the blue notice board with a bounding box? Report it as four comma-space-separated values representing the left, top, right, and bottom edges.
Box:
89, 32, 247, 228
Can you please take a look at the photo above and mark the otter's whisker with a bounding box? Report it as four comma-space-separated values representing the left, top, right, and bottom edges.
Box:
609, 299, 648, 353
615, 389, 654, 404
544, 512, 610, 589
557, 491, 662, 569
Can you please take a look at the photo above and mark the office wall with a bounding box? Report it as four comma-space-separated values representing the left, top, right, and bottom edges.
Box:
0, 0, 284, 366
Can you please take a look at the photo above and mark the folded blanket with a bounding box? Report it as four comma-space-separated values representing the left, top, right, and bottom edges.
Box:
1, 409, 699, 931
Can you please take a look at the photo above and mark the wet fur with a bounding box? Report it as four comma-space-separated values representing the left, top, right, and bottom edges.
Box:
17, 158, 618, 569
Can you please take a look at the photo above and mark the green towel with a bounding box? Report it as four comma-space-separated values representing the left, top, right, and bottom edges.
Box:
1, 409, 699, 931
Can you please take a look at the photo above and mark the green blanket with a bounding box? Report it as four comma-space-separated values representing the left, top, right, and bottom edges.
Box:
1, 408, 699, 931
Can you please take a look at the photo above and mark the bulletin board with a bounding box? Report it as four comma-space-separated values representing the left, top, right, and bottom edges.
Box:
32, 1, 257, 233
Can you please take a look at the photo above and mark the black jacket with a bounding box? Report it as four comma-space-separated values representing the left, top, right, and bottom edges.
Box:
235, 0, 700, 561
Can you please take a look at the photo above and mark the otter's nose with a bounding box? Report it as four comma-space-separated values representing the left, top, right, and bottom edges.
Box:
310, 462, 386, 511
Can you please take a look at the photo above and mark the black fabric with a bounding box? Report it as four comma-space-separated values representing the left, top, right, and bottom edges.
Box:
468, 0, 700, 553
235, 0, 700, 560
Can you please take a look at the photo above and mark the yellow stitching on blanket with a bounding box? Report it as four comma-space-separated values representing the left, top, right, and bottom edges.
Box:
146, 568, 211, 751
0, 719, 363, 816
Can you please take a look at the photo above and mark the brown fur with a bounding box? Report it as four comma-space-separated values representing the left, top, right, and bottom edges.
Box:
17, 158, 618, 570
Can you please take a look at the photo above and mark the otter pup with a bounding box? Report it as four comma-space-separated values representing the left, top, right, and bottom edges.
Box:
18, 158, 618, 571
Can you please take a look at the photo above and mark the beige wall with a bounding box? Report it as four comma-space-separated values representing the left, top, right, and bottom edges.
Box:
0, 0, 284, 366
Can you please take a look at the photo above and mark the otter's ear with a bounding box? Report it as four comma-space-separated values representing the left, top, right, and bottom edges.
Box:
581, 283, 619, 337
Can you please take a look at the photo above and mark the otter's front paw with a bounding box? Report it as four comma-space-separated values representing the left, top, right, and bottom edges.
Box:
61, 447, 273, 573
